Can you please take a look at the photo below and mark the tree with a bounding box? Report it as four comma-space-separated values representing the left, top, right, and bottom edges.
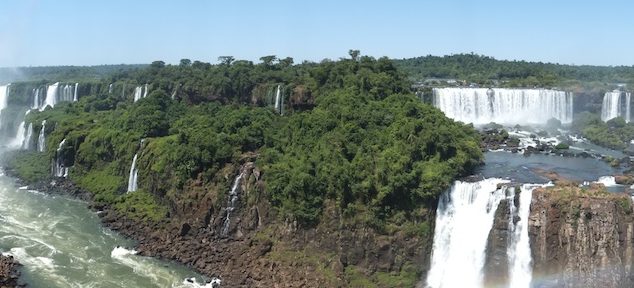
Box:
349, 49, 361, 61
259, 55, 277, 67
218, 56, 235, 66
278, 57, 294, 68
151, 61, 166, 69
179, 59, 192, 67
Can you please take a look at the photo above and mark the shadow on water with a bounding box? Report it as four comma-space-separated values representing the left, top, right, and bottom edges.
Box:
476, 151, 620, 184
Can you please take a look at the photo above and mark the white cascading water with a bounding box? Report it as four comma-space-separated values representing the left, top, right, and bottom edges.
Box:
108, 84, 113, 94
426, 178, 540, 288
507, 184, 545, 288
10, 110, 30, 149
23, 123, 33, 150
427, 178, 510, 288
274, 85, 281, 114
601, 90, 631, 122
42, 83, 59, 110
221, 171, 245, 236
53, 138, 69, 178
432, 88, 573, 125
32, 87, 42, 109
127, 154, 138, 192
596, 176, 618, 187
133, 85, 148, 102
37, 120, 46, 152
0, 84, 10, 114
73, 83, 79, 102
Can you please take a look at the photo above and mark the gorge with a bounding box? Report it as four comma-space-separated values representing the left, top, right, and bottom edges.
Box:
1, 55, 634, 288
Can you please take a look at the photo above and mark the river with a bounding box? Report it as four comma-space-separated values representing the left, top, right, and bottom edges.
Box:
0, 170, 213, 287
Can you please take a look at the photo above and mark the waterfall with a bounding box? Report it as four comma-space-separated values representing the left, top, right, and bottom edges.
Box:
108, 84, 113, 94
23, 123, 33, 150
274, 85, 281, 114
133, 85, 148, 102
127, 154, 139, 192
73, 83, 79, 102
42, 83, 59, 110
507, 184, 541, 288
10, 110, 30, 149
426, 178, 510, 288
601, 90, 631, 122
0, 84, 10, 113
32, 88, 42, 109
37, 120, 46, 152
53, 138, 69, 177
432, 88, 574, 125
221, 170, 245, 236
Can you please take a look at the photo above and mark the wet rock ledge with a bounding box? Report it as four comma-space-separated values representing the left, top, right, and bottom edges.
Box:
0, 254, 23, 288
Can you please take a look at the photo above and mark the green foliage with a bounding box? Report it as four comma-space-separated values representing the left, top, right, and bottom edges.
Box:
5, 151, 50, 183
6, 54, 482, 229
572, 112, 634, 150
394, 53, 634, 86
555, 143, 569, 150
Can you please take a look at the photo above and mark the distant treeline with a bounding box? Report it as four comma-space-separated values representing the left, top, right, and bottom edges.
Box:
0, 64, 147, 83
393, 53, 634, 88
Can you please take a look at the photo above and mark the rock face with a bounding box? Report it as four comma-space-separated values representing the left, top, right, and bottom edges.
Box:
484, 198, 513, 286
0, 254, 22, 287
528, 185, 634, 288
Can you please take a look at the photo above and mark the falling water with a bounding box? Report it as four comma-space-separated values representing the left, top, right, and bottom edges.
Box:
42, 83, 59, 111
601, 90, 631, 122
0, 84, 10, 113
10, 110, 30, 149
32, 88, 42, 109
133, 85, 148, 102
73, 83, 79, 102
426, 178, 510, 288
23, 123, 33, 150
37, 120, 46, 152
432, 88, 574, 125
273, 85, 281, 114
108, 83, 113, 94
53, 138, 69, 177
507, 184, 545, 288
221, 170, 245, 236
127, 154, 138, 192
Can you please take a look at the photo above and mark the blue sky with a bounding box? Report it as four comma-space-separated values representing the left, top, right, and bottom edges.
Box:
1, 0, 633, 67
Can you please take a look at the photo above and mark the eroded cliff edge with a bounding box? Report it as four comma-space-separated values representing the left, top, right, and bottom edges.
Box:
528, 183, 634, 288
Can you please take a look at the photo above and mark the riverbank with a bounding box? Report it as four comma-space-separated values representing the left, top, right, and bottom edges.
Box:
4, 161, 426, 287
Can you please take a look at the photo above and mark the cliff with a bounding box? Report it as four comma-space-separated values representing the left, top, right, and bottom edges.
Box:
528, 183, 634, 288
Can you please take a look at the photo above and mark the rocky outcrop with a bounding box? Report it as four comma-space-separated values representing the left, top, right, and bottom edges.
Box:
0, 254, 22, 288
484, 198, 513, 286
528, 184, 634, 288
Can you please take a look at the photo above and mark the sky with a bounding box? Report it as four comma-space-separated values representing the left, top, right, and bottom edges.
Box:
1, 0, 633, 67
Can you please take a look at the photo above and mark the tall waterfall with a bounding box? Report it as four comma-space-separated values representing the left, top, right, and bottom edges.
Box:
32, 87, 44, 109
73, 83, 79, 102
133, 85, 149, 102
426, 179, 541, 288
274, 85, 281, 114
108, 84, 113, 94
432, 88, 573, 125
10, 110, 30, 149
222, 170, 245, 236
127, 154, 139, 192
53, 138, 69, 178
42, 83, 60, 110
507, 184, 543, 288
40, 83, 79, 110
23, 123, 33, 150
601, 90, 631, 122
37, 120, 46, 152
0, 84, 10, 114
